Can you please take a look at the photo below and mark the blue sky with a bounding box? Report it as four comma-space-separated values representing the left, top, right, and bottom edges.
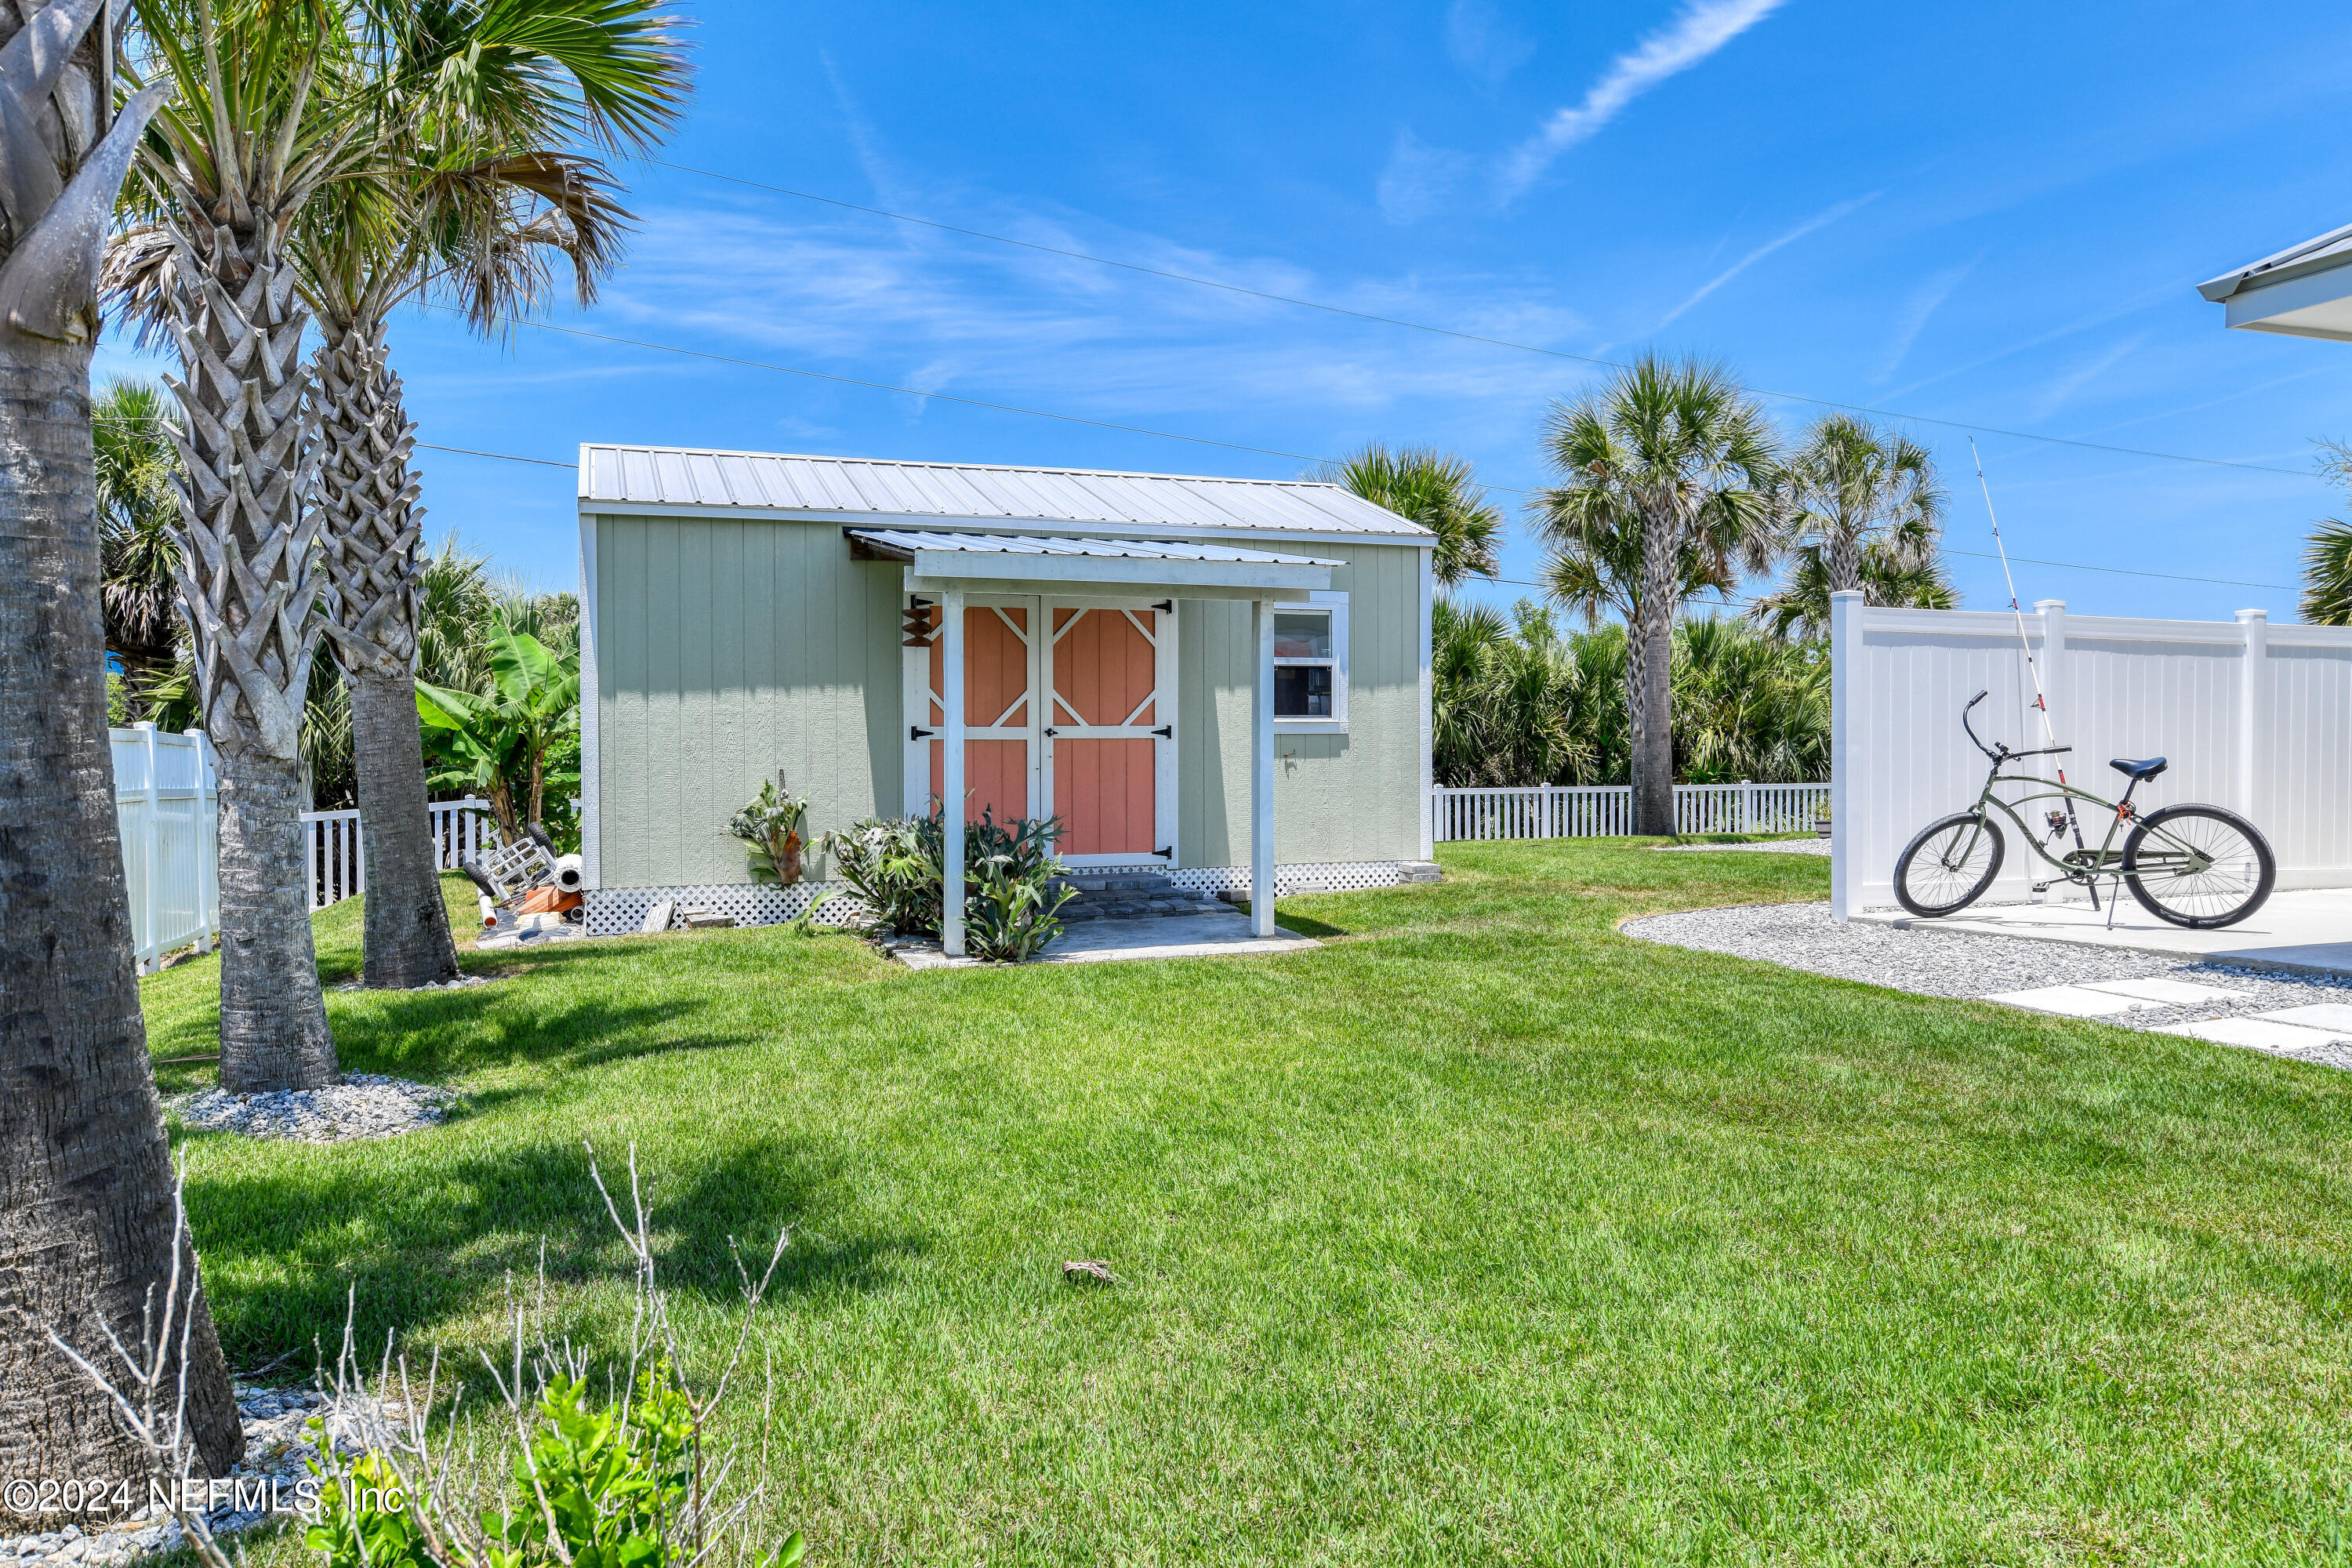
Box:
100, 0, 2352, 621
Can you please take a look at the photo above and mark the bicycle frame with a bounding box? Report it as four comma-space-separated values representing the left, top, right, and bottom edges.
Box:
1943, 691, 2215, 893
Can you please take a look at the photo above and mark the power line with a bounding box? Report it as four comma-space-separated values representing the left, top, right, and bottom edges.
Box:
638, 155, 2323, 483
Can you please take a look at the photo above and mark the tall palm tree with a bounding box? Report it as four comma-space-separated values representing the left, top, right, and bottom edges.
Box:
96, 379, 186, 698
1773, 412, 1944, 597
1322, 442, 1502, 587
1534, 357, 1778, 833
0, 0, 243, 1507
1747, 535, 1957, 641
299, 1, 681, 989
2299, 443, 2352, 625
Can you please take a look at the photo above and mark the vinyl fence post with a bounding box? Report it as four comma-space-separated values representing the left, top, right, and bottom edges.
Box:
1739, 779, 1753, 835
2237, 608, 2267, 823
1829, 591, 1864, 924
135, 723, 159, 971
192, 730, 214, 952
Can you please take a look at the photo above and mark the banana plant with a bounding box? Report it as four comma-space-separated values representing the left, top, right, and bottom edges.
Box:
415, 616, 579, 840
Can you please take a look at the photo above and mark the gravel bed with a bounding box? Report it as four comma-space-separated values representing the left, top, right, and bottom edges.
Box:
1655, 838, 1831, 856
332, 973, 495, 993
1624, 899, 2352, 1070
0, 1383, 350, 1563
171, 1073, 457, 1142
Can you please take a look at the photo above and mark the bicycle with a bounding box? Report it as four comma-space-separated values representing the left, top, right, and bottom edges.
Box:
1892, 690, 2276, 929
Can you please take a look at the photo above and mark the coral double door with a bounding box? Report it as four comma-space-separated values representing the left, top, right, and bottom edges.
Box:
911, 597, 1175, 865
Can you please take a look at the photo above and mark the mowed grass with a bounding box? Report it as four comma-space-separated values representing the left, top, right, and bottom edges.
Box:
142, 843, 2352, 1565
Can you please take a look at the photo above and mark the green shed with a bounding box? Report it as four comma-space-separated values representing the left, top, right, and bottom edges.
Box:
576, 445, 1437, 951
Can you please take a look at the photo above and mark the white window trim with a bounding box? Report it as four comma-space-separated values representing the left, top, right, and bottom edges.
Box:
1274, 590, 1348, 735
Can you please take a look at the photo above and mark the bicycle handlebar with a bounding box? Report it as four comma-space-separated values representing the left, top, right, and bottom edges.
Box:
1961, 690, 2071, 763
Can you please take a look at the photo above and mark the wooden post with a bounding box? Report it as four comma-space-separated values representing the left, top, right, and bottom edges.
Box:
942, 588, 967, 958
1250, 597, 1276, 938
1829, 590, 1864, 923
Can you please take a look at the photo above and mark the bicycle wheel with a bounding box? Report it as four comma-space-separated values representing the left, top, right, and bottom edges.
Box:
2122, 804, 2275, 928
1893, 811, 2005, 917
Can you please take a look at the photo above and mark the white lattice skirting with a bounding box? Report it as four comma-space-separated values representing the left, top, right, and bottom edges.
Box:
586, 861, 1423, 937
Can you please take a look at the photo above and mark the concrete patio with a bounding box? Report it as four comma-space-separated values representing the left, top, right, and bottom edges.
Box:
1853, 887, 2352, 977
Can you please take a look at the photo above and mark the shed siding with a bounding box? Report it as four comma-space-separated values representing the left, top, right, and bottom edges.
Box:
590, 515, 1426, 886
592, 514, 903, 887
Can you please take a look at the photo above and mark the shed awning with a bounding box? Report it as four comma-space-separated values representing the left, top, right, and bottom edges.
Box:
844, 528, 1338, 597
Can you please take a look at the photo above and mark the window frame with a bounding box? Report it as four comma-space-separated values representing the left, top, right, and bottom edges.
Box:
1272, 590, 1348, 734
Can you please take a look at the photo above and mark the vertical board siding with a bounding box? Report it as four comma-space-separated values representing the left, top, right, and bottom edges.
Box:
1837, 606, 2352, 906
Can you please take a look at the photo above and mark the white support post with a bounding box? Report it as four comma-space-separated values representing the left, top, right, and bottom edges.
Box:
1739, 779, 1753, 835
1250, 597, 1276, 938
1828, 590, 1864, 924
2238, 608, 2267, 821
135, 722, 159, 972
941, 588, 967, 958
191, 731, 214, 953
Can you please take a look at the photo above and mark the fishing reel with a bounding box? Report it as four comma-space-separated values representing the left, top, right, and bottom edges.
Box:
2045, 808, 2071, 843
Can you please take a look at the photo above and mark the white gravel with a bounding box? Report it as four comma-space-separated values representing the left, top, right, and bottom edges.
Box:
171, 1073, 457, 1142
0, 1383, 350, 1563
1655, 838, 1832, 856
1624, 899, 2352, 1070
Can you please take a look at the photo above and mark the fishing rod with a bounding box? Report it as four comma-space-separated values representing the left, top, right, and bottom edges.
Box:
1969, 438, 2098, 910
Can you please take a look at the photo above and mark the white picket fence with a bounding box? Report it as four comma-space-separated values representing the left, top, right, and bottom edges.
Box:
302, 799, 493, 910
1431, 781, 1830, 843
114, 724, 218, 973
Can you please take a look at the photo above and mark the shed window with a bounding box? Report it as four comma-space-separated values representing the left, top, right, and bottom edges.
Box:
1272, 593, 1348, 730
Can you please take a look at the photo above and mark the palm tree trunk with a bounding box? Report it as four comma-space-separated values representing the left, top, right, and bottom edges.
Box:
1827, 528, 1864, 596
315, 321, 457, 988
0, 333, 244, 1505
1632, 513, 1681, 835
163, 221, 338, 1090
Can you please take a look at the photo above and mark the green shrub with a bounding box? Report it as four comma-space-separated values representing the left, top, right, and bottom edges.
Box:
729, 779, 811, 885
823, 808, 1074, 960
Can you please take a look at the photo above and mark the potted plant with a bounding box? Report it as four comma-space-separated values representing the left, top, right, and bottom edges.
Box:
731, 778, 811, 884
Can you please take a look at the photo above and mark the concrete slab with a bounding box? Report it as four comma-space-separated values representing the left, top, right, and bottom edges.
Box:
1985, 984, 2166, 1018
1855, 888, 2352, 977
2077, 976, 2250, 1004
891, 913, 1318, 969
2247, 1003, 2352, 1032
2157, 1016, 2347, 1052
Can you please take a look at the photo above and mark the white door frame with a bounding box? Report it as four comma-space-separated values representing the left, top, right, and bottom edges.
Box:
903, 590, 1044, 821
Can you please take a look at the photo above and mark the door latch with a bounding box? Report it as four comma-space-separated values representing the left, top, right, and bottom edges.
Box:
1044, 726, 1058, 737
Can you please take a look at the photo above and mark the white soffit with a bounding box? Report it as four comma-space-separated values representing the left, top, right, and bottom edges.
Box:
844, 528, 1338, 592
2198, 221, 2352, 342
577, 444, 1433, 542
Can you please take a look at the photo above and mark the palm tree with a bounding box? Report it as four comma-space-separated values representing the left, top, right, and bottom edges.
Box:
96, 379, 186, 699
1534, 358, 1779, 833
0, 0, 244, 1506
299, 1, 680, 988
1321, 443, 1502, 587
1673, 617, 1829, 782
2300, 443, 2352, 625
1747, 535, 1957, 641
1770, 412, 1944, 600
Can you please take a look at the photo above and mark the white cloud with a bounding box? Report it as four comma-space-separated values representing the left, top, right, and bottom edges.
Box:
1445, 0, 1535, 84
1377, 129, 1472, 224
1874, 260, 1975, 383
2031, 335, 2147, 419
1653, 193, 1875, 329
1497, 0, 1786, 199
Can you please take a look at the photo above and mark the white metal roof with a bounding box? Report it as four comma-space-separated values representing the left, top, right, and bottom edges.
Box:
578, 444, 1431, 540
2197, 220, 2352, 343
843, 528, 1340, 566
2198, 220, 2352, 303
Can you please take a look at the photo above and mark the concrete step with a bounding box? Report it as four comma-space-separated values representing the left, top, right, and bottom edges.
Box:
1054, 883, 1230, 922
1053, 870, 1175, 895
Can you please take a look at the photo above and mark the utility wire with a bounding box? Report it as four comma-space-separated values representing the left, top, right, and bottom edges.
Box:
637, 155, 2322, 483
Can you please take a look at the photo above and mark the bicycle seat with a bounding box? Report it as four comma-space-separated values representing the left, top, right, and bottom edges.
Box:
2109, 757, 2168, 782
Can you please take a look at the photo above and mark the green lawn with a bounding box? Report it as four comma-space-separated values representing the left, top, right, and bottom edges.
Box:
144, 842, 2352, 1565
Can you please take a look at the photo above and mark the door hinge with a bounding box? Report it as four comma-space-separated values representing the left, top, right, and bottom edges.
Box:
1151, 724, 1173, 739
909, 726, 933, 741
1154, 845, 1173, 858
1150, 600, 1173, 613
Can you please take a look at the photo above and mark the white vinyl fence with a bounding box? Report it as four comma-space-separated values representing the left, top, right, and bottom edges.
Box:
303, 799, 493, 910
114, 724, 217, 973
1432, 781, 1831, 842
1828, 593, 2352, 919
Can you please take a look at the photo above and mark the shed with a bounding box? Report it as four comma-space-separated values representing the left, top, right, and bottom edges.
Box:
2198, 220, 2352, 340
575, 445, 1438, 952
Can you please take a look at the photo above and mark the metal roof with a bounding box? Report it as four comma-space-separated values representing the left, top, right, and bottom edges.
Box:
2198, 219, 2352, 303
844, 528, 1340, 566
578, 444, 1432, 540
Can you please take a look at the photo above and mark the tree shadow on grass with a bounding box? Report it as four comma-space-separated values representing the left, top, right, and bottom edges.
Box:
187, 1131, 921, 1369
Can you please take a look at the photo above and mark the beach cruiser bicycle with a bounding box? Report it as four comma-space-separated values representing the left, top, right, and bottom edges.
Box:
1893, 691, 2276, 928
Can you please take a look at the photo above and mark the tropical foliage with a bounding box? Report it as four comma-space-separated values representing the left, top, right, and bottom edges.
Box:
2301, 442, 2352, 625
1436, 601, 1826, 788
1534, 358, 1780, 833
824, 809, 1076, 960
1321, 443, 1502, 586
730, 779, 811, 886
1751, 413, 1951, 637
415, 613, 583, 844
94, 379, 185, 699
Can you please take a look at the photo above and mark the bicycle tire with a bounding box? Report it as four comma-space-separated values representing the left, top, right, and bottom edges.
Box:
1893, 811, 2005, 917
2122, 804, 2275, 929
